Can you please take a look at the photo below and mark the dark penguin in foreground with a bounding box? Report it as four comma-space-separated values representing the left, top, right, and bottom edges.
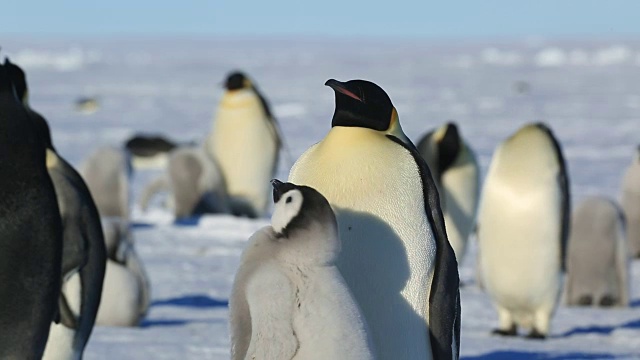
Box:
0, 61, 63, 359
417, 122, 480, 264
566, 197, 629, 307
289, 79, 460, 359
6, 60, 107, 359
477, 123, 569, 339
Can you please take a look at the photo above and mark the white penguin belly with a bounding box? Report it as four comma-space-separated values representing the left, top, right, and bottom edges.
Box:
95, 260, 142, 327
289, 127, 434, 359
292, 267, 375, 360
479, 182, 562, 314
210, 95, 277, 215
43, 273, 83, 360
441, 161, 479, 262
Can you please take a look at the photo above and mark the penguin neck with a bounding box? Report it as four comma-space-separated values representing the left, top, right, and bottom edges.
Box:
220, 89, 259, 109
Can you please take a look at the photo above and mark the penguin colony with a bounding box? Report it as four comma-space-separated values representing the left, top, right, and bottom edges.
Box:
0, 54, 638, 359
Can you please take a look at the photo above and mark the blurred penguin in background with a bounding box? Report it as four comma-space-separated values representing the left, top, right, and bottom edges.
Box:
81, 146, 132, 221
140, 145, 230, 219
0, 59, 63, 360
417, 122, 480, 265
621, 146, 640, 258
206, 71, 283, 218
477, 123, 569, 339
85, 218, 150, 327
566, 197, 629, 308
8, 59, 107, 359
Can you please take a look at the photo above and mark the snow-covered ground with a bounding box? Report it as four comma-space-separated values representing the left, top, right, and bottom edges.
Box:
2, 37, 640, 359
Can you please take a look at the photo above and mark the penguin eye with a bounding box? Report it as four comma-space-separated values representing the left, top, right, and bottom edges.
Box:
286, 196, 292, 204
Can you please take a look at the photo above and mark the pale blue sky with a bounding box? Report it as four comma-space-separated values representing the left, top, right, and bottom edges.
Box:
2, 0, 639, 39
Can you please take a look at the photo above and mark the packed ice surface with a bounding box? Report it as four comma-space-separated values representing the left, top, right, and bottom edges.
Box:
2, 37, 640, 359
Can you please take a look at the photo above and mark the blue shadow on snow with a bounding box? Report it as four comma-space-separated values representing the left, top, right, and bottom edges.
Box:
173, 216, 201, 227
558, 318, 640, 338
151, 294, 229, 308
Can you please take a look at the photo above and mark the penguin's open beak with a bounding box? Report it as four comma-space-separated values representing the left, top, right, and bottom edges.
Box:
325, 79, 362, 102
271, 179, 285, 203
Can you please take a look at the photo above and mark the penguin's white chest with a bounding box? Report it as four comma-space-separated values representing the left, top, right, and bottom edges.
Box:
94, 260, 143, 327
479, 174, 562, 309
289, 127, 434, 359
292, 266, 375, 360
209, 93, 278, 214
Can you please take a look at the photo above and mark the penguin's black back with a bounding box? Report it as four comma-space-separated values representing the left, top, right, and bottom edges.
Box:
0, 65, 63, 358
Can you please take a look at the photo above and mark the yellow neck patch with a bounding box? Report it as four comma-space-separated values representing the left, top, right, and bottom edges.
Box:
45, 149, 59, 169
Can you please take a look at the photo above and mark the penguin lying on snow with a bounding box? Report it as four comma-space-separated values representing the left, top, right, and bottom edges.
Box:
566, 197, 629, 307
289, 79, 460, 359
417, 122, 480, 265
140, 145, 230, 219
6, 59, 107, 360
621, 146, 640, 258
477, 123, 569, 339
0, 59, 63, 359
70, 217, 150, 327
206, 71, 283, 218
230, 180, 375, 360
81, 146, 132, 220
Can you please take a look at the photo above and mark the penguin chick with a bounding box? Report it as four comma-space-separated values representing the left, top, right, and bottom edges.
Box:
229, 180, 375, 360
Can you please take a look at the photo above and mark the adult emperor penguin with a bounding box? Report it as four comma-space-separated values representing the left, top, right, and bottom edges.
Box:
566, 197, 629, 307
140, 145, 230, 219
6, 59, 107, 359
621, 146, 640, 258
477, 123, 569, 339
0, 61, 63, 358
81, 146, 132, 220
417, 122, 480, 264
230, 180, 375, 360
289, 79, 460, 359
206, 71, 282, 218
81, 218, 150, 327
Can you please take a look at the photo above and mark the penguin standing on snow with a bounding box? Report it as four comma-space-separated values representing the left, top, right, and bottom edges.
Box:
289, 79, 460, 359
417, 122, 480, 264
477, 123, 569, 339
206, 71, 282, 218
6, 59, 107, 359
0, 61, 63, 359
230, 180, 375, 360
621, 146, 640, 258
140, 145, 230, 219
81, 146, 132, 221
566, 197, 629, 307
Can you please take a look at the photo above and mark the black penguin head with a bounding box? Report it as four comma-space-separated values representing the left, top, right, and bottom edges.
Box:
224, 71, 250, 91
4, 58, 27, 103
270, 179, 335, 239
325, 79, 395, 131
436, 122, 461, 174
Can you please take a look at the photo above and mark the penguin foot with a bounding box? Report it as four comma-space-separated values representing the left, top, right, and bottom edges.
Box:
578, 295, 593, 306
526, 329, 547, 340
492, 325, 517, 337
599, 295, 617, 307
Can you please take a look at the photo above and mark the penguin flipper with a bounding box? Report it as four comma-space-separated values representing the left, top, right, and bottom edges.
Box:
61, 219, 89, 279
387, 135, 461, 360
58, 293, 79, 329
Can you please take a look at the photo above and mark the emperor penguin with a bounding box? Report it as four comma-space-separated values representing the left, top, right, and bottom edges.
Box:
417, 122, 480, 264
289, 79, 460, 359
124, 134, 186, 170
230, 179, 375, 360
566, 197, 629, 307
477, 123, 570, 339
82, 217, 150, 327
6, 59, 107, 360
621, 146, 640, 258
206, 71, 282, 218
139, 145, 230, 219
81, 146, 132, 220
0, 60, 63, 359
